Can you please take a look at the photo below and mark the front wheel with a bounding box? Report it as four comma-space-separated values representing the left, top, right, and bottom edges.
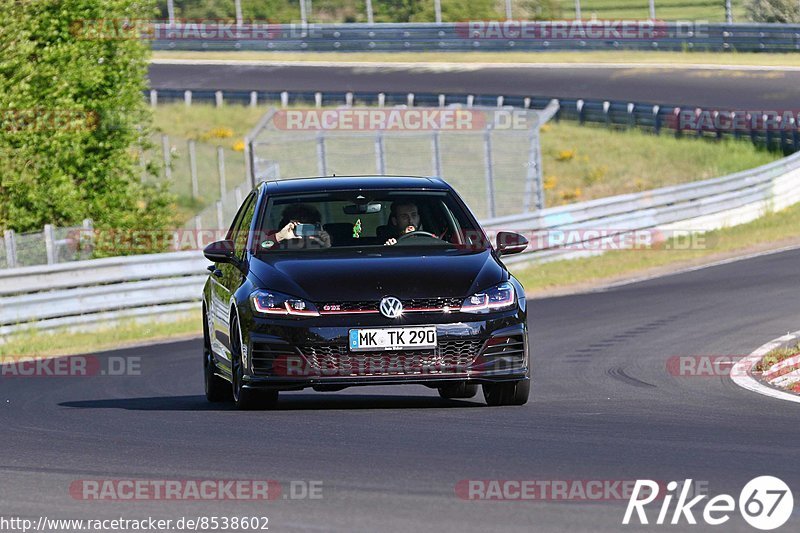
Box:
438, 382, 478, 399
482, 379, 529, 406
204, 308, 230, 402
231, 317, 278, 410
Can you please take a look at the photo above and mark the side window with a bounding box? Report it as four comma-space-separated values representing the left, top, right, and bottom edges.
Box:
232, 193, 257, 258
226, 193, 253, 241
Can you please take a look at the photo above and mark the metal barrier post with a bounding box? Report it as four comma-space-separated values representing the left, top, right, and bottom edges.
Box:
4, 230, 17, 268
189, 140, 199, 200
483, 128, 496, 219
317, 132, 328, 176
44, 224, 56, 265
161, 134, 172, 180
217, 146, 227, 199
375, 132, 386, 174
431, 131, 442, 177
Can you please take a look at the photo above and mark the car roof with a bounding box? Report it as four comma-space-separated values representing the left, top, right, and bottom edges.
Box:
261, 175, 450, 195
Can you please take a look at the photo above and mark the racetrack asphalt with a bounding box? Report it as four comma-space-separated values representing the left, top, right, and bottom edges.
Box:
148, 62, 800, 109
3, 247, 799, 532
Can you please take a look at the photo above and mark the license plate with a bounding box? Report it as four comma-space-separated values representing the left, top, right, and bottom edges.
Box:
349, 326, 437, 351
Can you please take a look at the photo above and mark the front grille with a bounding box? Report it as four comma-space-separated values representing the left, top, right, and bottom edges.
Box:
317, 296, 463, 314
300, 339, 482, 376
251, 342, 299, 375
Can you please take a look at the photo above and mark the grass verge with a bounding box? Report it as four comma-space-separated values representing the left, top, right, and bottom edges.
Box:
0, 312, 201, 359
152, 50, 800, 67
512, 201, 800, 295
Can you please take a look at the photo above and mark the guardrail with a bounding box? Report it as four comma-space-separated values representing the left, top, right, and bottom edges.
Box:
147, 89, 800, 154
3, 149, 799, 336
150, 22, 800, 53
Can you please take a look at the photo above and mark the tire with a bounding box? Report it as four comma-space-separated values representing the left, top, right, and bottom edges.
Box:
438, 382, 478, 399
482, 379, 529, 407
203, 308, 230, 403
230, 316, 278, 411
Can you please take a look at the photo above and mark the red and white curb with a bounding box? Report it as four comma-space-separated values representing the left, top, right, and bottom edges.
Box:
731, 329, 800, 404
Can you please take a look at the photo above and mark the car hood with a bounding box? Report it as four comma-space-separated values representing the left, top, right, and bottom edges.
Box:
249, 248, 505, 301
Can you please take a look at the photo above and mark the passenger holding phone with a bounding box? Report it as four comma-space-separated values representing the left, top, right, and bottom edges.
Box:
274, 204, 331, 248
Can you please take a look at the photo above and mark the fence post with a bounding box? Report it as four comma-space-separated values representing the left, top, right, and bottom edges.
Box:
161, 134, 172, 180
407, 93, 415, 107
44, 224, 56, 265
281, 91, 289, 108
375, 132, 386, 174
235, 186, 244, 207
250, 91, 258, 108
648, 0, 655, 19
434, 0, 442, 24
483, 128, 496, 219
82, 218, 94, 257
216, 201, 224, 230
725, 0, 733, 23
505, 0, 512, 19
577, 99, 585, 125
438, 94, 445, 107
300, 0, 307, 25
149, 89, 158, 107
523, 127, 538, 213
217, 146, 227, 199
3, 230, 17, 269
139, 148, 147, 183
365, 0, 374, 24
497, 96, 504, 107
346, 92, 354, 107
574, 0, 582, 20
189, 140, 199, 200
317, 132, 328, 176
235, 0, 243, 27
467, 95, 474, 108
315, 92, 323, 108
378, 93, 385, 107
653, 105, 661, 135
431, 131, 442, 177
184, 90, 192, 106
603, 100, 611, 128
215, 91, 224, 107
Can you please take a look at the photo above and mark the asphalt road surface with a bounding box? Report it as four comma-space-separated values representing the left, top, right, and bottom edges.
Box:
148, 62, 800, 109
3, 248, 800, 532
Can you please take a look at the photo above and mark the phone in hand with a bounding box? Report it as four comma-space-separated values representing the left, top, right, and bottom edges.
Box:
294, 223, 320, 237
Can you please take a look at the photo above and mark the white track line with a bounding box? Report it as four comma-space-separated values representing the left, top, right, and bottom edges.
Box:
150, 59, 800, 72
731, 330, 800, 404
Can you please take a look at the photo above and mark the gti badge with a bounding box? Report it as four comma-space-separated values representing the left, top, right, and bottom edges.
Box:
379, 296, 403, 319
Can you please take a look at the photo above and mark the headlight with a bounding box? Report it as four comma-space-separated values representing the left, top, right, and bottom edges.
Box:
461, 282, 516, 313
251, 290, 320, 317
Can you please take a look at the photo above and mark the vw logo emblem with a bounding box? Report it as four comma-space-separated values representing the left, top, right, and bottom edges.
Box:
379, 296, 403, 319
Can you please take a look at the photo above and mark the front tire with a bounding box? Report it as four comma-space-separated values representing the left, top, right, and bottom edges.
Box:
438, 382, 478, 399
230, 316, 278, 410
482, 379, 529, 406
204, 308, 230, 403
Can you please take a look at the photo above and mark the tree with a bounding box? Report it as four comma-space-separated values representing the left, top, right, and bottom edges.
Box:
0, 0, 174, 252
745, 0, 800, 23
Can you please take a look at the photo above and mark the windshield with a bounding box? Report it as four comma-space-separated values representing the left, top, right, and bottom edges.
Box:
255, 189, 488, 253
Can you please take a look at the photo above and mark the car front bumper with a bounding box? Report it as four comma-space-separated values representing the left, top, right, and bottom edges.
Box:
240, 309, 529, 391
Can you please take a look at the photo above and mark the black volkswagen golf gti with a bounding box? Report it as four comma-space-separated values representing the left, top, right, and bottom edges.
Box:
202, 176, 531, 409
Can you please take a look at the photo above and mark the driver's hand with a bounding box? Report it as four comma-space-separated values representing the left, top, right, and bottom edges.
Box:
384, 238, 397, 246
275, 221, 299, 242
309, 230, 331, 248
403, 225, 416, 234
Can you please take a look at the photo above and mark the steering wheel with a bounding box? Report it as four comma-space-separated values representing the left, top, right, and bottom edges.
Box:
396, 230, 441, 244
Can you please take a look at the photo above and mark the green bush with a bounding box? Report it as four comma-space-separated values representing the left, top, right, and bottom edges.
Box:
0, 0, 175, 253
745, 0, 800, 22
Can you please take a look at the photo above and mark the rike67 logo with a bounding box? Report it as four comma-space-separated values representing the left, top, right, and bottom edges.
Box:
623, 477, 794, 530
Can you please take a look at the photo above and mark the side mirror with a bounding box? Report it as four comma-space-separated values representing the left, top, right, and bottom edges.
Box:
203, 239, 236, 264
496, 231, 528, 256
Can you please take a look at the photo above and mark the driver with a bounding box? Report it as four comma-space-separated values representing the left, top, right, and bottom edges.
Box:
384, 201, 422, 246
